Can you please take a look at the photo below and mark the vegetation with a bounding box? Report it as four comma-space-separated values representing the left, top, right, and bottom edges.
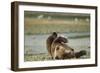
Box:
24, 52, 90, 61
24, 54, 51, 61
24, 11, 90, 35
24, 18, 90, 34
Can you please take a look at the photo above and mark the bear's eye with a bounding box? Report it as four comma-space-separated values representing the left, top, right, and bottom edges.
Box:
56, 47, 59, 50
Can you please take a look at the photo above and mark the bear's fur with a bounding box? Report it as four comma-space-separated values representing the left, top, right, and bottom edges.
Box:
51, 36, 74, 59
50, 36, 87, 59
46, 32, 57, 56
46, 32, 87, 60
75, 50, 86, 58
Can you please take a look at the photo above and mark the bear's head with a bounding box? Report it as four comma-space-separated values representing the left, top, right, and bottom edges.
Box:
54, 43, 75, 59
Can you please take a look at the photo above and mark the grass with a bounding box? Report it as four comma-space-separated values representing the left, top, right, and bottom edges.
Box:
24, 18, 90, 34
24, 53, 90, 62
24, 54, 51, 61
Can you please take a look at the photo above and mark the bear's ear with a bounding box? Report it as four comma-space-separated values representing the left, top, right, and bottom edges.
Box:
52, 32, 57, 37
59, 36, 68, 43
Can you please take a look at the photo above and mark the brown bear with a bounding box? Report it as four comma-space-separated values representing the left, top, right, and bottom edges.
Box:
46, 32, 87, 60
50, 36, 87, 60
51, 36, 75, 60
46, 32, 68, 59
